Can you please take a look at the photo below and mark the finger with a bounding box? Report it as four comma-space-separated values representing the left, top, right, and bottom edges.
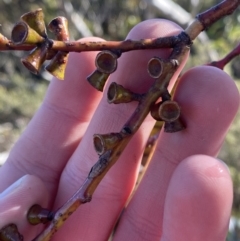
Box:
0, 175, 49, 241
113, 66, 239, 241
0, 37, 104, 200
161, 155, 232, 241
52, 19, 189, 241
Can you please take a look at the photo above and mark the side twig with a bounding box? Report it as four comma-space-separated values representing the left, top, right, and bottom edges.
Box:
208, 42, 240, 69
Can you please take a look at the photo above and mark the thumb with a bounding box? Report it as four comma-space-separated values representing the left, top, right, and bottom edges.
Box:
0, 175, 49, 241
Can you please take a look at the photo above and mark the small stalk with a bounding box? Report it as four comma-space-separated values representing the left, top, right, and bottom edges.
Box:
27, 204, 54, 225
151, 102, 163, 121
0, 224, 23, 241
45, 17, 70, 80
164, 118, 185, 133
45, 52, 69, 80
21, 41, 50, 74
107, 82, 141, 104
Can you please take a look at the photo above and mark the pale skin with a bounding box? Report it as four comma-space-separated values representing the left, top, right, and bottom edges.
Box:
0, 19, 239, 241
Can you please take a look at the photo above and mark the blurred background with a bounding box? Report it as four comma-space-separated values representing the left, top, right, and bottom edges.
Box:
0, 0, 239, 239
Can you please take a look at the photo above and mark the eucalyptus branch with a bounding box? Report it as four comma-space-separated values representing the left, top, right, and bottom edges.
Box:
0, 0, 239, 240
208, 42, 240, 70
31, 36, 190, 241
0, 0, 238, 79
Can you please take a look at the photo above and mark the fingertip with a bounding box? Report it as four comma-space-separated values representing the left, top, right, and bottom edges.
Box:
103, 19, 189, 95
176, 66, 240, 124
167, 65, 240, 157
124, 19, 189, 92
162, 155, 232, 241
0, 174, 49, 241
127, 19, 183, 38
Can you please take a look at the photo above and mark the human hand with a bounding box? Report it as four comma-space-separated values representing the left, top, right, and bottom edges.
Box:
0, 19, 239, 241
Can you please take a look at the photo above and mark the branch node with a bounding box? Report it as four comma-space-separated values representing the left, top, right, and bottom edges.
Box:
79, 195, 92, 203
121, 126, 133, 135
177, 31, 192, 46
21, 41, 49, 74
164, 118, 185, 133
88, 150, 112, 179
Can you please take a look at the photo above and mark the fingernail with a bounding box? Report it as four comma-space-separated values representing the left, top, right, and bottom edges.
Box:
0, 175, 27, 198
217, 159, 230, 174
